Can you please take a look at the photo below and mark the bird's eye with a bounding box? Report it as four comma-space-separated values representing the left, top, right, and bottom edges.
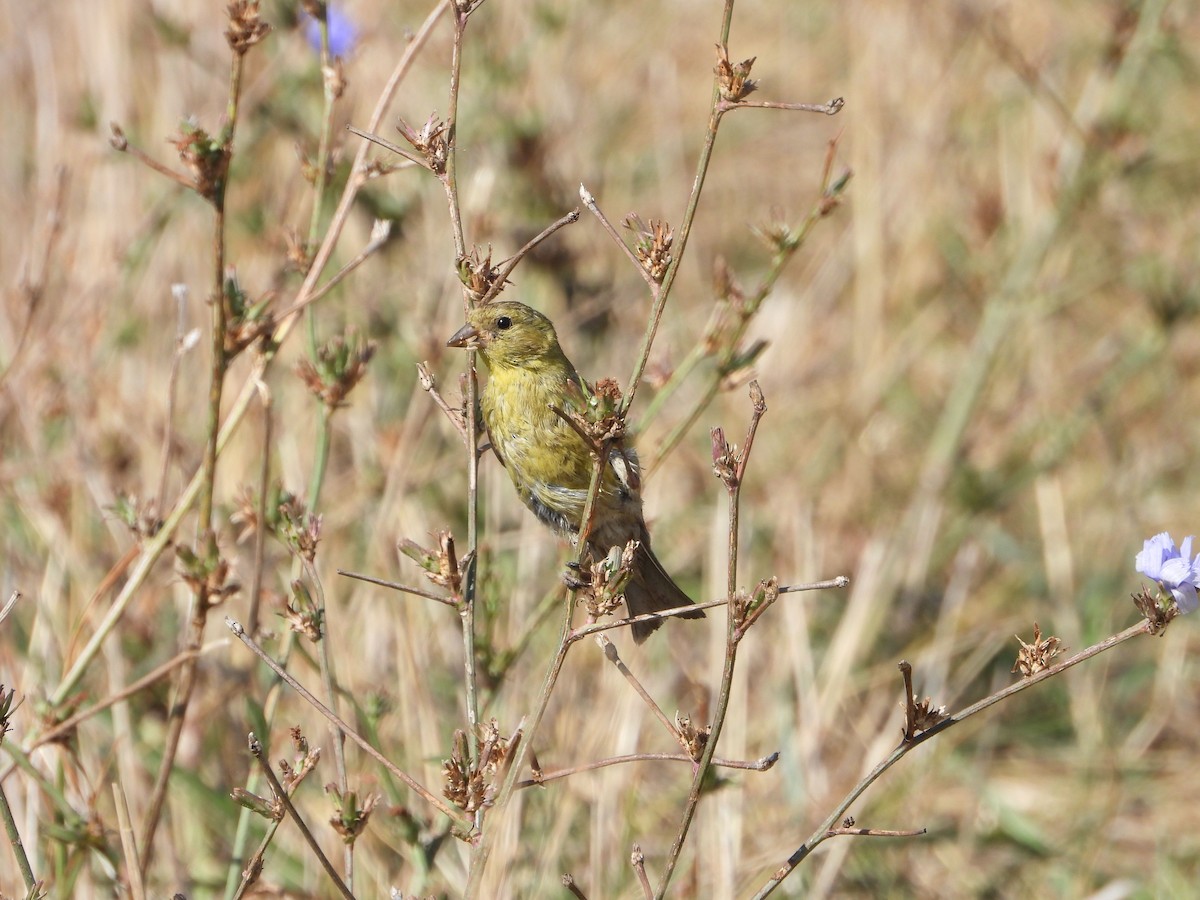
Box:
496, 316, 513, 330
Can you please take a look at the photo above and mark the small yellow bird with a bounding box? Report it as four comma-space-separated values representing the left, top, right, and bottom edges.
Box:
447, 300, 703, 642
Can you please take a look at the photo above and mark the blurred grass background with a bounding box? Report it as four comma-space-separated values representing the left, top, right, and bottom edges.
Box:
3, 0, 1200, 897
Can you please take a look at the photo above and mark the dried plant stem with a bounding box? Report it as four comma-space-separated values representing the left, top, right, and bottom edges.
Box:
0, 164, 68, 392
439, 3, 482, 750
0, 780, 36, 891
112, 782, 145, 900
642, 140, 841, 464
248, 735, 354, 900
231, 816, 283, 900
655, 382, 766, 898
246, 387, 272, 636
751, 617, 1156, 897
47, 0, 447, 711
337, 568, 456, 606
302, 557, 353, 885
620, 0, 736, 416
139, 43, 243, 870
579, 185, 660, 294
718, 98, 844, 114
515, 750, 778, 789
595, 635, 680, 741
224, 632, 299, 900
477, 209, 582, 305
417, 362, 469, 444
632, 845, 653, 899
3, 646, 210, 769
825, 825, 927, 839
2, 742, 77, 822
307, 17, 337, 251
271, 221, 394, 323
153, 286, 192, 517
225, 618, 473, 829
466, 448, 611, 895
779, 576, 850, 594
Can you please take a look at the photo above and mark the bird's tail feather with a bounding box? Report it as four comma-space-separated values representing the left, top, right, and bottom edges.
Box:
624, 542, 704, 644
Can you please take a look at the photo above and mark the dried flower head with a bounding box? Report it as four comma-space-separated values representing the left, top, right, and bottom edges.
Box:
226, 1, 271, 55
623, 214, 674, 283
295, 329, 376, 409
675, 712, 710, 761
323, 58, 348, 99
108, 493, 163, 540
280, 580, 323, 642
907, 696, 948, 735
555, 377, 629, 455
1133, 585, 1177, 634
399, 532, 467, 599
1011, 623, 1066, 678
278, 499, 322, 562
169, 120, 230, 203
710, 427, 740, 487
714, 43, 757, 102
327, 784, 380, 845
442, 723, 510, 815
284, 228, 315, 273
0, 685, 16, 747
175, 542, 240, 605
580, 540, 640, 619
458, 246, 503, 300
397, 113, 450, 174
223, 270, 275, 357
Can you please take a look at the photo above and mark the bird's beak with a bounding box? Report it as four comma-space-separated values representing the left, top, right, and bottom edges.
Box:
446, 322, 480, 349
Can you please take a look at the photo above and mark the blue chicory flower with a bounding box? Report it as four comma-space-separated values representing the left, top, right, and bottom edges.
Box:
304, 5, 357, 58
1135, 532, 1200, 615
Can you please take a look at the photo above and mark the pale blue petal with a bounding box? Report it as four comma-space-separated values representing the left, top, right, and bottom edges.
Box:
1159, 557, 1193, 588
1172, 583, 1199, 615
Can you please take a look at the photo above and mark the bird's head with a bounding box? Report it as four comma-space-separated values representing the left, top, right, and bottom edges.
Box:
446, 301, 565, 371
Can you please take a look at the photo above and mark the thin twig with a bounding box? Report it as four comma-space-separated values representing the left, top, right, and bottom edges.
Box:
246, 382, 272, 636
225, 617, 474, 829
248, 734, 354, 900
478, 208, 582, 306
579, 184, 660, 293
656, 379, 767, 898
337, 568, 457, 606
48, 0, 451, 713
345, 124, 431, 168
562, 874, 589, 899
619, 4, 738, 417
0, 780, 36, 891
302, 558, 351, 884
109, 126, 195, 191
112, 782, 146, 900
0, 164, 68, 393
0, 591, 21, 627
271, 218, 394, 325
139, 28, 254, 868
750, 617, 1157, 897
468, 449, 611, 894
417, 362, 469, 444
632, 845, 653, 900
717, 97, 844, 114
17, 646, 210, 758
595, 636, 680, 742
778, 576, 850, 594
515, 750, 778, 788
825, 825, 927, 839
153, 285, 195, 518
